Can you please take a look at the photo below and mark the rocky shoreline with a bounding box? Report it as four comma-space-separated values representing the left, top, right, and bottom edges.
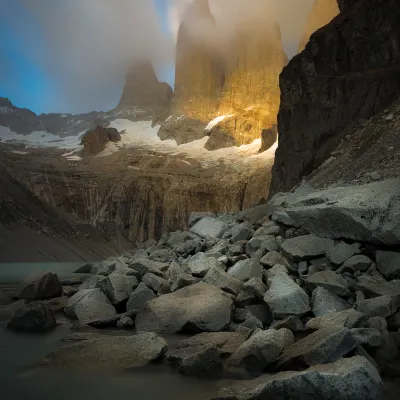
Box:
2, 178, 400, 399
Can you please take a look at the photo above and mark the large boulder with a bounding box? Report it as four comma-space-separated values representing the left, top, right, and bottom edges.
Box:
356, 275, 400, 297
64, 289, 117, 325
190, 218, 227, 239
306, 309, 366, 330
187, 253, 221, 277
213, 356, 383, 400
41, 332, 167, 369
277, 327, 357, 369
326, 242, 360, 266
7, 303, 56, 332
284, 180, 400, 246
126, 282, 157, 312
135, 283, 233, 334
80, 126, 121, 156
376, 251, 400, 279
355, 295, 397, 319
263, 272, 310, 317
311, 287, 351, 317
96, 272, 138, 306
203, 266, 244, 295
306, 271, 351, 297
228, 328, 294, 372
281, 235, 335, 261
17, 271, 62, 300
227, 259, 263, 282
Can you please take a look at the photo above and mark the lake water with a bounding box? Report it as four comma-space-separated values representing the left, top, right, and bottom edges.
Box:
0, 263, 224, 400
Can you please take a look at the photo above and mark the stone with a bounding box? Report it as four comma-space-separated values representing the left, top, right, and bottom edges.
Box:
281, 235, 335, 261
298, 261, 308, 277
376, 251, 400, 279
74, 263, 93, 273
142, 273, 167, 293
127, 259, 165, 279
96, 272, 138, 306
79, 275, 103, 290
270, 316, 304, 332
7, 303, 56, 332
355, 295, 396, 319
227, 259, 263, 282
171, 273, 197, 292
253, 221, 284, 237
243, 278, 267, 300
176, 332, 248, 357
342, 255, 372, 272
126, 282, 157, 312
263, 272, 310, 317
190, 218, 227, 239
187, 253, 221, 277
245, 304, 273, 327
231, 223, 253, 243
148, 248, 176, 263
93, 261, 116, 276
214, 356, 383, 400
306, 270, 351, 297
245, 237, 264, 257
311, 287, 351, 317
0, 300, 26, 322
259, 251, 290, 268
277, 327, 357, 369
81, 126, 121, 155
228, 328, 294, 372
350, 328, 381, 347
364, 317, 387, 332
64, 289, 117, 325
326, 242, 360, 266
167, 345, 222, 377
239, 315, 263, 331
118, 316, 134, 328
41, 332, 167, 369
357, 274, 400, 297
17, 271, 62, 300
61, 278, 83, 286
166, 262, 186, 279
203, 266, 243, 295
306, 309, 366, 330
135, 283, 233, 334
264, 264, 289, 279
373, 330, 399, 368
188, 212, 215, 228
272, 210, 298, 227
235, 290, 256, 308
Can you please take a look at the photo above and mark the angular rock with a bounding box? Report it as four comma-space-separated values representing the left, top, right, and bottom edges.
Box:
272, 210, 298, 227
117, 316, 134, 329
93, 261, 116, 276
64, 289, 117, 325
245, 304, 273, 327
350, 328, 381, 347
326, 242, 360, 266
306, 270, 351, 297
357, 274, 400, 297
7, 303, 56, 332
127, 259, 164, 279
235, 290, 256, 308
231, 223, 253, 243
341, 255, 372, 273
228, 328, 294, 372
264, 264, 289, 279
373, 330, 399, 368
126, 282, 157, 312
270, 316, 304, 332
42, 332, 167, 369
311, 287, 351, 317
214, 356, 383, 400
142, 273, 167, 293
355, 295, 396, 319
306, 309, 365, 330
227, 259, 263, 282
187, 253, 221, 277
96, 273, 138, 306
277, 327, 357, 369
364, 317, 388, 332
189, 212, 215, 228
0, 300, 25, 322
243, 278, 267, 300
281, 235, 335, 261
203, 266, 243, 295
170, 273, 197, 292
135, 283, 233, 334
79, 275, 103, 290
190, 218, 227, 239
166, 262, 187, 280
263, 272, 310, 317
148, 248, 176, 263
376, 250, 400, 279
17, 271, 62, 300
253, 221, 284, 237
259, 251, 290, 268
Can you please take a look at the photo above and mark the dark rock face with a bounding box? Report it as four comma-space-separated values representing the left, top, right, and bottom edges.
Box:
7, 303, 56, 332
80, 126, 121, 155
270, 0, 400, 194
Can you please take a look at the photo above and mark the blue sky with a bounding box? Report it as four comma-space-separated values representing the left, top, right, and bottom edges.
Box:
0, 0, 174, 114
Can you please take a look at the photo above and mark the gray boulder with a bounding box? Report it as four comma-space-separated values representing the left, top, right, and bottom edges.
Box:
188, 212, 215, 228
373, 330, 399, 368
350, 328, 381, 347
187, 253, 221, 277
166, 262, 187, 279
7, 303, 56, 332
243, 278, 267, 300
285, 179, 400, 246
253, 221, 283, 237
203, 266, 243, 295
148, 248, 176, 262
355, 295, 396, 319
376, 250, 400, 279
272, 210, 298, 227
96, 273, 138, 306
79, 275, 103, 290
270, 316, 304, 332
341, 255, 372, 273
17, 271, 62, 300
277, 327, 357, 369
170, 273, 197, 292
311, 287, 351, 317
228, 329, 294, 372
167, 345, 222, 377
190, 218, 227, 239
142, 273, 167, 293
126, 282, 157, 312
64, 288, 117, 325
0, 300, 26, 322
357, 274, 400, 297
264, 272, 310, 317
92, 261, 116, 276
135, 283, 233, 334
264, 264, 289, 279
326, 242, 360, 266
214, 356, 383, 400
245, 304, 273, 327
259, 251, 290, 268
41, 332, 167, 369
306, 271, 351, 297
306, 309, 365, 330
231, 223, 253, 243
127, 259, 164, 279
281, 235, 335, 261
227, 259, 263, 282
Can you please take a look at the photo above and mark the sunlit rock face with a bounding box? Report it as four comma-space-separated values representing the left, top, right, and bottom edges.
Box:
118, 61, 172, 119
208, 14, 285, 150
271, 0, 400, 195
298, 0, 339, 52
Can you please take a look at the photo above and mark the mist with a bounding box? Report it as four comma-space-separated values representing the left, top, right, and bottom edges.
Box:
1, 0, 315, 114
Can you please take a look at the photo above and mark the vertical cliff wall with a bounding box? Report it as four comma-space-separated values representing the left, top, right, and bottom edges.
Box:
298, 0, 339, 52
270, 0, 400, 195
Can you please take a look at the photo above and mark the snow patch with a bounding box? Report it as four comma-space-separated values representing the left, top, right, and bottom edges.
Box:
65, 155, 82, 162
166, 115, 172, 122
11, 150, 28, 155
205, 115, 233, 132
